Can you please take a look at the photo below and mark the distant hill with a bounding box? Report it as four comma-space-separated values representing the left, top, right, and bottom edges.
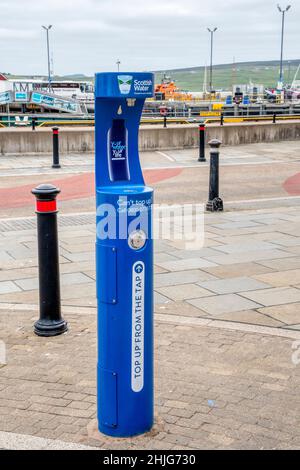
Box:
4, 60, 300, 92
154, 60, 300, 91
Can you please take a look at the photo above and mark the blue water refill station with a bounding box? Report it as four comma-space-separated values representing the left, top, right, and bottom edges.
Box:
95, 72, 155, 437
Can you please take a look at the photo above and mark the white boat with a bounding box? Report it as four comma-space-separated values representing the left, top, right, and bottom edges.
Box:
0, 74, 95, 113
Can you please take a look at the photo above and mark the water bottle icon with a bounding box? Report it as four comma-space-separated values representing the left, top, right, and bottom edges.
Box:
108, 119, 130, 182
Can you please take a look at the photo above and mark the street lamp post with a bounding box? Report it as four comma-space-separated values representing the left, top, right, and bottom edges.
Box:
207, 27, 217, 93
42, 25, 52, 90
277, 4, 291, 90
116, 60, 121, 72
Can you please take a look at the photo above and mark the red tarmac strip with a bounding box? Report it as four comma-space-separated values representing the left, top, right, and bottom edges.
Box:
1, 168, 182, 209
283, 172, 300, 196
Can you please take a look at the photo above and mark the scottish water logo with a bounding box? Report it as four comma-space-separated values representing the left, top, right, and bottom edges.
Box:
118, 75, 133, 95
111, 141, 126, 160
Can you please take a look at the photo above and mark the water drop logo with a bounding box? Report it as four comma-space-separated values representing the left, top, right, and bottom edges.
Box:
118, 75, 133, 95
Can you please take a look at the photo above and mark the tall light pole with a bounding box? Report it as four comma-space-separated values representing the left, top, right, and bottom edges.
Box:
277, 4, 291, 90
42, 25, 52, 90
207, 27, 217, 93
116, 60, 121, 72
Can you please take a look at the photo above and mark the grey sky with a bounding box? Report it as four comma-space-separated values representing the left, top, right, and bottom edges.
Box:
0, 0, 299, 75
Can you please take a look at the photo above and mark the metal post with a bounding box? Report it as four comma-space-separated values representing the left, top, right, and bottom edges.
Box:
198, 123, 206, 162
206, 139, 223, 212
42, 25, 53, 91
208, 27, 217, 93
220, 113, 224, 126
31, 184, 67, 337
277, 5, 291, 89
32, 117, 37, 131
273, 113, 277, 124
52, 127, 61, 168
163, 115, 167, 128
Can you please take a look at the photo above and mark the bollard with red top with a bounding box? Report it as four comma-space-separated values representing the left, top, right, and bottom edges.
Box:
52, 127, 61, 168
31, 184, 67, 336
198, 122, 206, 162
159, 106, 168, 128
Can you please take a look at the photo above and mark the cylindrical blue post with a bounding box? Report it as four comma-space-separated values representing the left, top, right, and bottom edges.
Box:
95, 72, 155, 437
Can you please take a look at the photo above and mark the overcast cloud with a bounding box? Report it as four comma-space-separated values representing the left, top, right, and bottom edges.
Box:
0, 0, 299, 75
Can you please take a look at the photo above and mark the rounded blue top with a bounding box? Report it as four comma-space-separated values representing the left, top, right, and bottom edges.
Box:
95, 72, 155, 99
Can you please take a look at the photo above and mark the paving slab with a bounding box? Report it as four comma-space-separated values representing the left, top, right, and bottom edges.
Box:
197, 277, 271, 294
213, 310, 285, 327
203, 249, 293, 266
156, 258, 217, 272
1, 311, 299, 450
156, 284, 215, 301
187, 294, 262, 316
0, 281, 21, 295
254, 269, 300, 287
257, 303, 300, 325
154, 270, 217, 288
203, 262, 273, 279
240, 287, 300, 307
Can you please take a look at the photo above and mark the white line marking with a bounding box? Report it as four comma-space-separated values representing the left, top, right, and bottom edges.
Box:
156, 151, 176, 162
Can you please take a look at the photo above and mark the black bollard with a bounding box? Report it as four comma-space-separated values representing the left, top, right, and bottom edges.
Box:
206, 139, 224, 212
220, 113, 224, 126
32, 117, 37, 131
52, 127, 61, 168
198, 123, 206, 162
31, 184, 68, 337
273, 113, 276, 124
163, 115, 167, 128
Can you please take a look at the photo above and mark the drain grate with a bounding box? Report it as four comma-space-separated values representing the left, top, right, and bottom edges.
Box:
0, 213, 95, 232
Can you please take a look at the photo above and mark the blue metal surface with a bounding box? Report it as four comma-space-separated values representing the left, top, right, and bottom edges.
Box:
95, 72, 155, 437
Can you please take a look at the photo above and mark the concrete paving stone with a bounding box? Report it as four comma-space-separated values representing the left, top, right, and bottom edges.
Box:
203, 262, 273, 279
61, 243, 95, 254
155, 258, 217, 272
0, 267, 38, 282
281, 324, 300, 331
15, 278, 38, 291
211, 221, 262, 230
271, 237, 300, 247
197, 277, 271, 295
0, 289, 38, 303
6, 247, 35, 260
214, 310, 285, 327
154, 300, 208, 318
62, 298, 97, 308
0, 251, 14, 262
257, 257, 300, 271
61, 273, 94, 286
61, 283, 95, 300
187, 294, 262, 316
154, 270, 217, 288
154, 265, 168, 274
156, 284, 215, 301
240, 287, 300, 307
61, 252, 94, 263
282, 246, 300, 255
257, 303, 300, 325
0, 281, 22, 295
254, 269, 300, 287
168, 247, 223, 259
154, 253, 179, 263
154, 292, 172, 305
212, 241, 279, 255
203, 249, 293, 266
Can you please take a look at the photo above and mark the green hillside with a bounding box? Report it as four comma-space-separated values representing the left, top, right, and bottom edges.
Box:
154, 60, 300, 91
5, 60, 300, 92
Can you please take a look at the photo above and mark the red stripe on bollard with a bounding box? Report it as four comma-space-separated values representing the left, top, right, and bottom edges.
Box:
36, 200, 57, 213
199, 126, 206, 131
53, 130, 59, 135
